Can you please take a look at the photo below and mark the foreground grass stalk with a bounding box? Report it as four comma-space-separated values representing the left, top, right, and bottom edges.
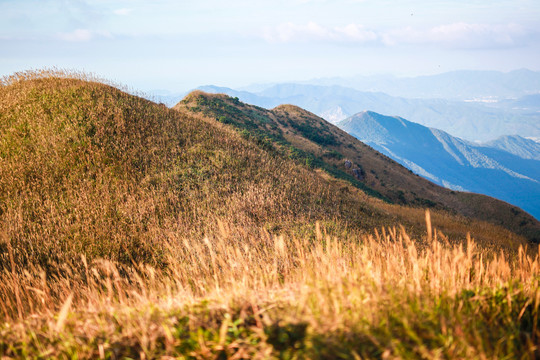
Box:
1, 222, 538, 359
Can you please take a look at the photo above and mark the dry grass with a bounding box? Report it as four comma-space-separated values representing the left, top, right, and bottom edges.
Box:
0, 70, 383, 269
0, 215, 538, 359
1, 70, 538, 359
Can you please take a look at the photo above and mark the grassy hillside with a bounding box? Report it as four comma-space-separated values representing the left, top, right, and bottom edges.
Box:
0, 71, 393, 269
176, 91, 540, 243
1, 71, 538, 359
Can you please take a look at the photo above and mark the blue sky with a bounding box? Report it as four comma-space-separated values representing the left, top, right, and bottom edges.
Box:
1, 0, 539, 92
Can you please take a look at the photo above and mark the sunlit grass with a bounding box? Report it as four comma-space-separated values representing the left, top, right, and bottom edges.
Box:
1, 215, 538, 359
1, 70, 538, 359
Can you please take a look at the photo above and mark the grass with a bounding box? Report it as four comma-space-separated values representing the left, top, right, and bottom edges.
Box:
0, 70, 539, 359
1, 217, 538, 359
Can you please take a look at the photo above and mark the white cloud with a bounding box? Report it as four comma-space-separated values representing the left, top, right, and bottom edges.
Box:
113, 8, 133, 16
263, 21, 533, 49
56, 29, 111, 42
263, 22, 377, 43
57, 29, 93, 42
335, 24, 378, 42
382, 23, 530, 48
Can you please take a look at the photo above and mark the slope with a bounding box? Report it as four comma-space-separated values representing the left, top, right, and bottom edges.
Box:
338, 111, 540, 220
483, 134, 540, 161
175, 92, 540, 243
1, 70, 538, 274
0, 72, 400, 269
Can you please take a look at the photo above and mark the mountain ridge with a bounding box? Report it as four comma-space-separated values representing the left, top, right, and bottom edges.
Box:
303, 69, 540, 100
2, 71, 537, 272
175, 91, 540, 242
483, 135, 540, 161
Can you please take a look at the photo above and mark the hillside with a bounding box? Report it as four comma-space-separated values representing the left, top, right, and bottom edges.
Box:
338, 111, 540, 220
1, 72, 539, 359
0, 73, 400, 269
175, 92, 540, 243
2, 71, 534, 268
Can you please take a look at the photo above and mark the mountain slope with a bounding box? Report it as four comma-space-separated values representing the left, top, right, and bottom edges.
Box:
5, 72, 536, 273
175, 92, 540, 243
0, 73, 397, 268
338, 111, 540, 220
482, 135, 540, 161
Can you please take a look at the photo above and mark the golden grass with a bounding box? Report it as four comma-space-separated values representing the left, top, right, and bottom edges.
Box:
1, 70, 538, 359
0, 215, 538, 358
0, 70, 378, 268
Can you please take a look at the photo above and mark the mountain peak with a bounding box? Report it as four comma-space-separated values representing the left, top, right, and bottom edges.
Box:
272, 103, 317, 116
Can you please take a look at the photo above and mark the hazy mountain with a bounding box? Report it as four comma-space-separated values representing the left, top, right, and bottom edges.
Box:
305, 69, 540, 100
146, 89, 188, 107
338, 111, 540, 219
197, 85, 278, 108
483, 135, 540, 161
490, 94, 540, 113
191, 83, 540, 142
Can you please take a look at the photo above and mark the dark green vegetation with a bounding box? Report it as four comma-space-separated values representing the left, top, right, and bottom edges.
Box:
0, 71, 538, 359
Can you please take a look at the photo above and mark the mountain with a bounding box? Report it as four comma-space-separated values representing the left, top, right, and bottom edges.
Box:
494, 94, 540, 112
5, 71, 538, 271
191, 83, 540, 142
0, 74, 409, 267
483, 135, 540, 161
338, 111, 540, 220
2, 72, 539, 359
145, 89, 188, 106
305, 69, 540, 101
175, 92, 540, 243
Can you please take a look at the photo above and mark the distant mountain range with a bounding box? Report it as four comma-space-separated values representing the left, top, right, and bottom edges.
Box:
337, 111, 540, 219
182, 82, 540, 142
290, 69, 540, 101
484, 135, 540, 161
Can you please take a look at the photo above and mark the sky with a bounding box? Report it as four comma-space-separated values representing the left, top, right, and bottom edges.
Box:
1, 0, 540, 93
